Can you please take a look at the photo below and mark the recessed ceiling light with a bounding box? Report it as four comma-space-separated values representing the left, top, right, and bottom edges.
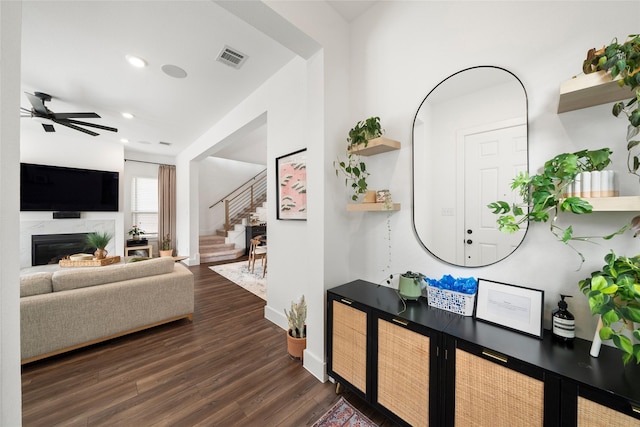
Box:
126, 55, 147, 68
120, 138, 129, 143
121, 112, 134, 119
161, 64, 188, 79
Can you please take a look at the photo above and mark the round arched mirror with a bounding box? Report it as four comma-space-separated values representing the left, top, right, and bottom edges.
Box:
412, 66, 528, 267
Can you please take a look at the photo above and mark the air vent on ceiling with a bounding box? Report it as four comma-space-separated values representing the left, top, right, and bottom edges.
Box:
216, 45, 248, 69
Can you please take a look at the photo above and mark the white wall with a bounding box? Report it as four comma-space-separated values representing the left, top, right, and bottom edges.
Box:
0, 2, 22, 424
347, 1, 640, 340
198, 156, 265, 235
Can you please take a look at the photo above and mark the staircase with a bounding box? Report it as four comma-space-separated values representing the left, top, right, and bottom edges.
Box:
199, 234, 244, 263
201, 170, 267, 263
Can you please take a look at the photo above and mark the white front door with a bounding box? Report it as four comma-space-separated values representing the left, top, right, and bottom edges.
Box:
458, 122, 527, 266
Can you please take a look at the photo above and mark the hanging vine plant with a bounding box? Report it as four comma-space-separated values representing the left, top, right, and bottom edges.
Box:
584, 34, 640, 176
488, 148, 629, 265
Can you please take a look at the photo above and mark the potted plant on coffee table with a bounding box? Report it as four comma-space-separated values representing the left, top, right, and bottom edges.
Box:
86, 232, 112, 260
284, 295, 307, 361
159, 234, 173, 257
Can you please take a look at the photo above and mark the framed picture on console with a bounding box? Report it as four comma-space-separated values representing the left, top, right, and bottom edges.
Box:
276, 148, 307, 220
474, 278, 544, 339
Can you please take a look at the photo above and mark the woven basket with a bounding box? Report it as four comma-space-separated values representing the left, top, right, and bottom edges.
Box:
427, 285, 475, 316
59, 255, 121, 268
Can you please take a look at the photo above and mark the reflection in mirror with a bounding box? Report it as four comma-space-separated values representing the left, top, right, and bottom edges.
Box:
412, 66, 528, 267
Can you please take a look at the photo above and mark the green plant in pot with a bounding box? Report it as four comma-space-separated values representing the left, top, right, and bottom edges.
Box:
334, 117, 384, 201
578, 251, 640, 365
284, 295, 307, 360
159, 234, 173, 257
584, 34, 640, 177
488, 148, 628, 264
86, 232, 112, 260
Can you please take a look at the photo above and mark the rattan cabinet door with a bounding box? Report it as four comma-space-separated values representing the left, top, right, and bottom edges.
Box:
377, 318, 430, 427
455, 348, 544, 426
331, 299, 368, 394
578, 396, 640, 425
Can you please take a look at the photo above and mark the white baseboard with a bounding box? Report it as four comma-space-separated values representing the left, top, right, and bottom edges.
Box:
303, 349, 327, 382
264, 304, 287, 330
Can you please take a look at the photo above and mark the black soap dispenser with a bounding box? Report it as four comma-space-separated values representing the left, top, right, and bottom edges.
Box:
552, 294, 575, 342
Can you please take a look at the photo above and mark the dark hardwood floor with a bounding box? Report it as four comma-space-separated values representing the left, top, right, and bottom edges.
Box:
22, 258, 399, 426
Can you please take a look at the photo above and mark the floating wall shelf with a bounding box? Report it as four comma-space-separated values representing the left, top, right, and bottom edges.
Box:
347, 136, 401, 156
557, 70, 635, 113
347, 203, 401, 212
583, 196, 640, 212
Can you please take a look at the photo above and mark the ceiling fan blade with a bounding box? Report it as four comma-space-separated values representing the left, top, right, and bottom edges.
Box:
42, 123, 55, 132
53, 112, 101, 119
65, 119, 118, 133
51, 118, 99, 137
25, 92, 48, 115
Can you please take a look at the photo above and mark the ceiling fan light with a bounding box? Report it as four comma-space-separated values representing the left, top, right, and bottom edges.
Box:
126, 55, 147, 68
121, 112, 134, 119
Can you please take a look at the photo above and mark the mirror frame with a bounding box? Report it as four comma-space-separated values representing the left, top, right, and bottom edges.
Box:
411, 65, 529, 267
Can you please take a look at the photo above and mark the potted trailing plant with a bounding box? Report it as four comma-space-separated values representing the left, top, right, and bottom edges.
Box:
284, 295, 307, 360
128, 225, 145, 240
578, 251, 640, 365
159, 234, 173, 257
86, 232, 112, 260
334, 117, 384, 201
584, 35, 640, 177
488, 148, 629, 264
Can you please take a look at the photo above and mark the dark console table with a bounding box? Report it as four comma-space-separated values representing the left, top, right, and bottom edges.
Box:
327, 280, 640, 427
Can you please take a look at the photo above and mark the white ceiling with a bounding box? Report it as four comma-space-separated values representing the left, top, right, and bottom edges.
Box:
20, 1, 376, 165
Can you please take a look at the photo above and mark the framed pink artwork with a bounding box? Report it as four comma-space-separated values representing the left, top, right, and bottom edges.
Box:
276, 148, 307, 220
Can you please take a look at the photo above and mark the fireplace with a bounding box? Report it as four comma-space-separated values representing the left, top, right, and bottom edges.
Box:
32, 233, 92, 266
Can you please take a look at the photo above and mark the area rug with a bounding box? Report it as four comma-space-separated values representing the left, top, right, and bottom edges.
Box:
209, 260, 266, 300
312, 397, 378, 427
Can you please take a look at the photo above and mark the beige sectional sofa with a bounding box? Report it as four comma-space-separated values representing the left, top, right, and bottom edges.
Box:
20, 256, 194, 364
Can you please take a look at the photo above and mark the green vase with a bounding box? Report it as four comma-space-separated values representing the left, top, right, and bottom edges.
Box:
399, 274, 422, 300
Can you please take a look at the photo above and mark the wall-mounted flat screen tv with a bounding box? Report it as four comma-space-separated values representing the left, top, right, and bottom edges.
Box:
21, 163, 119, 212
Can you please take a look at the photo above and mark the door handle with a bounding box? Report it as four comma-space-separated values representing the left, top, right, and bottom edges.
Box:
466, 239, 473, 244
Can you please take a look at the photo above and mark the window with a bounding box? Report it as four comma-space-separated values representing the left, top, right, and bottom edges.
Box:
131, 177, 158, 236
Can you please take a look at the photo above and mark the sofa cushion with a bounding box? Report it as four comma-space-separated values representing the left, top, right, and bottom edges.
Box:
20, 272, 53, 297
51, 257, 175, 292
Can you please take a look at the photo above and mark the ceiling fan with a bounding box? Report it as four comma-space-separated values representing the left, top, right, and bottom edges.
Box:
20, 91, 118, 136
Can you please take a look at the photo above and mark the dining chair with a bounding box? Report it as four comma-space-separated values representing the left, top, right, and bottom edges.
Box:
248, 237, 267, 277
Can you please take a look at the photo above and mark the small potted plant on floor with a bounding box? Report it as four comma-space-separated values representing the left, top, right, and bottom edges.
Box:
578, 251, 640, 365
86, 232, 112, 260
284, 295, 307, 360
159, 234, 173, 257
